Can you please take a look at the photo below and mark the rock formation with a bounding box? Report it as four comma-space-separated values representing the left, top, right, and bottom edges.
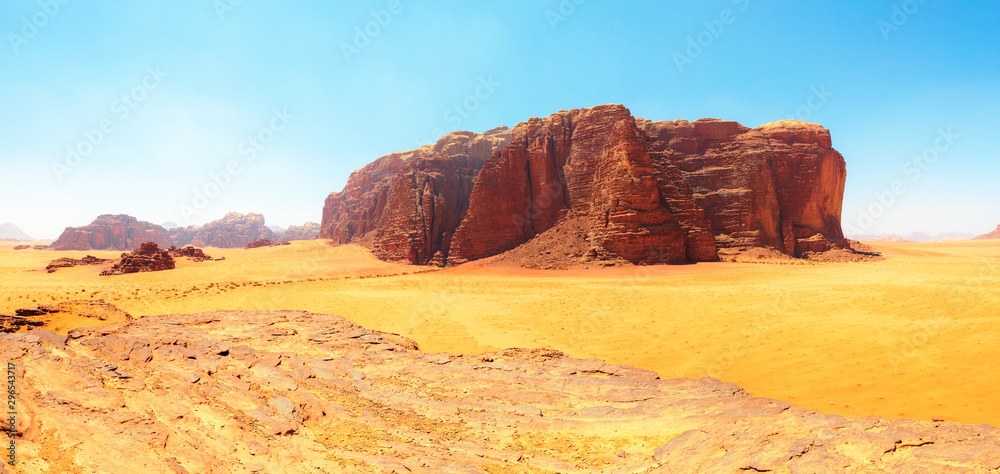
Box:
245, 238, 289, 249
319, 126, 512, 264
2, 310, 998, 472
975, 225, 1000, 240
170, 212, 274, 248
322, 105, 851, 265
101, 242, 175, 276
44, 255, 113, 273
166, 246, 213, 262
0, 222, 34, 241
13, 245, 30, 251
275, 222, 320, 242
50, 215, 170, 251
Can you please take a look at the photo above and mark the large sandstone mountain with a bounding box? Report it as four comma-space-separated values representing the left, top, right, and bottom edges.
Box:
321, 105, 848, 265
975, 225, 1000, 240
3, 310, 998, 472
51, 214, 170, 251
0, 222, 34, 241
169, 212, 274, 248
320, 126, 512, 264
274, 222, 321, 242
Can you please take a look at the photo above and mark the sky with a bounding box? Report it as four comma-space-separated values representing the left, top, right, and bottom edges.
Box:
1, 1, 998, 239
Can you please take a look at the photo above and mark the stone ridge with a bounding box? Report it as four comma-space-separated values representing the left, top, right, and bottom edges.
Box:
322, 105, 851, 266
2, 310, 997, 472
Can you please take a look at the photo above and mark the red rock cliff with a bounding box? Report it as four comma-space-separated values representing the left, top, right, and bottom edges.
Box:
319, 127, 512, 264
51, 215, 170, 251
321, 105, 848, 264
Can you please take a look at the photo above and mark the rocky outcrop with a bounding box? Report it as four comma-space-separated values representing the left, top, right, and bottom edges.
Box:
13, 245, 30, 250
975, 225, 1000, 240
166, 246, 212, 261
320, 127, 512, 264
3, 310, 999, 472
51, 215, 170, 251
100, 242, 175, 276
275, 222, 320, 242
322, 105, 851, 266
245, 238, 289, 249
171, 212, 274, 248
44, 255, 112, 273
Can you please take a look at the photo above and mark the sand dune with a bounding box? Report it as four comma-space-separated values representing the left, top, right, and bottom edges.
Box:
2, 239, 998, 427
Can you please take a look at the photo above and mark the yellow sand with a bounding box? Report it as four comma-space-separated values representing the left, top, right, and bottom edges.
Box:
2, 239, 998, 426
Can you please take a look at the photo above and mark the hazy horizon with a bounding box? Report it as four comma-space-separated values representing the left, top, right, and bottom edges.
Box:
2, 1, 998, 239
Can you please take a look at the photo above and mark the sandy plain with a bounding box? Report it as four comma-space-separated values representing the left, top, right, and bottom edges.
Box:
2, 239, 998, 427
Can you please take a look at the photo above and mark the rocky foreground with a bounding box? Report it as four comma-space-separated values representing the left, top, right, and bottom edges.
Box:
2, 311, 999, 473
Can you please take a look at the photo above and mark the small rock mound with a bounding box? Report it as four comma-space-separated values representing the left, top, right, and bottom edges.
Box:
245, 238, 290, 249
13, 245, 30, 250
101, 242, 175, 276
45, 255, 113, 273
167, 245, 213, 262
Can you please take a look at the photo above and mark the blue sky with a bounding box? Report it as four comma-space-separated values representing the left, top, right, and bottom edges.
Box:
1, 0, 997, 239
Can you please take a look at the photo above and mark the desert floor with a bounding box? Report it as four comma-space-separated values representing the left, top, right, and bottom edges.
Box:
2, 239, 998, 427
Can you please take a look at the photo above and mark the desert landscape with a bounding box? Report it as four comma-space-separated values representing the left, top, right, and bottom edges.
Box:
4, 2, 999, 472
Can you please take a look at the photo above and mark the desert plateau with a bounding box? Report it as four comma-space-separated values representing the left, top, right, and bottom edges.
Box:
4, 1, 1000, 472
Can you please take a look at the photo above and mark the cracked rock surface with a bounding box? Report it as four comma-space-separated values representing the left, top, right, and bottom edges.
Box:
2, 310, 998, 473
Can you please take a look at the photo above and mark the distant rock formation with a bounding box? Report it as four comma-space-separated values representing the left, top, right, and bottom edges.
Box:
167, 246, 213, 262
160, 221, 180, 230
975, 225, 1000, 240
274, 222, 320, 242
51, 215, 170, 251
170, 212, 273, 248
13, 245, 30, 251
322, 105, 850, 266
0, 222, 34, 241
869, 234, 909, 242
101, 242, 175, 275
3, 310, 999, 471
320, 126, 512, 264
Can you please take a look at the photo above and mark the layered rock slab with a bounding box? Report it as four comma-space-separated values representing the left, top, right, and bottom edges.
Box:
2, 310, 998, 473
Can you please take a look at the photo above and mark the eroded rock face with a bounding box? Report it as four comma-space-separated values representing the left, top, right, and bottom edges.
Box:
166, 246, 212, 261
322, 105, 850, 265
275, 222, 320, 242
169, 212, 274, 248
51, 215, 170, 251
319, 127, 512, 264
101, 242, 175, 275
2, 310, 998, 473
